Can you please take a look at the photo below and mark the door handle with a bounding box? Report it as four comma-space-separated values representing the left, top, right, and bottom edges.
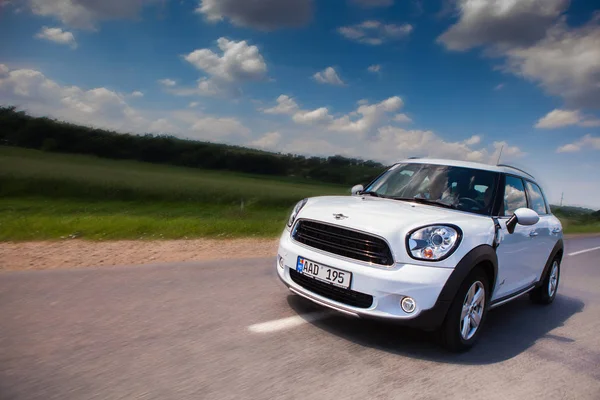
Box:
529, 231, 539, 237
552, 227, 561, 234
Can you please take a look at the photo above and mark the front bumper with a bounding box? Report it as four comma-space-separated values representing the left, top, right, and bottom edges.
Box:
277, 231, 454, 329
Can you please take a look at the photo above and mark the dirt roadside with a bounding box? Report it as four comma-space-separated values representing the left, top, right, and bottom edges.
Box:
0, 239, 279, 271
1, 233, 597, 272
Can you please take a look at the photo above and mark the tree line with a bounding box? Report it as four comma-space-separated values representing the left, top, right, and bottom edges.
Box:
0, 106, 386, 186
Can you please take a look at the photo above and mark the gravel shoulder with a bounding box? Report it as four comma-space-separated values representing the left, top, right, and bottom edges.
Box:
2, 233, 598, 272
0, 238, 279, 271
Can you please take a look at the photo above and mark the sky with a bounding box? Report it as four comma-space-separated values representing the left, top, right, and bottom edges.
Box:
0, 0, 599, 208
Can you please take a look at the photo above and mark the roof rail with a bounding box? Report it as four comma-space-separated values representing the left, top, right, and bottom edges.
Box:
497, 164, 535, 180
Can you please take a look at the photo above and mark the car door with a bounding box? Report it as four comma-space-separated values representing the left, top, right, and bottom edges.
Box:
493, 175, 539, 301
524, 180, 556, 278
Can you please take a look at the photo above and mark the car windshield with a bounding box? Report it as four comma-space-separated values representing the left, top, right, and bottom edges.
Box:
364, 163, 499, 215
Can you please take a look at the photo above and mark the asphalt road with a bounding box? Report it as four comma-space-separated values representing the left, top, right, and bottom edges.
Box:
1, 237, 600, 400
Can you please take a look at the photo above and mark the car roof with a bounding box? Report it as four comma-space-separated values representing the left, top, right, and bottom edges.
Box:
397, 158, 536, 182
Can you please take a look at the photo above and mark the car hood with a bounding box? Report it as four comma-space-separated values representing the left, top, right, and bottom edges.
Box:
296, 195, 493, 263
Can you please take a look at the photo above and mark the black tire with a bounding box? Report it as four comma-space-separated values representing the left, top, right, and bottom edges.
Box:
439, 268, 489, 352
530, 258, 560, 305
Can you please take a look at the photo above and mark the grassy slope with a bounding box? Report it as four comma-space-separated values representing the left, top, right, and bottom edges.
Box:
1, 146, 597, 240
0, 147, 346, 240
551, 207, 600, 235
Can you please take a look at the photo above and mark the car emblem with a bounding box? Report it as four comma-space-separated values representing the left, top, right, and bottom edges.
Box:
333, 213, 349, 220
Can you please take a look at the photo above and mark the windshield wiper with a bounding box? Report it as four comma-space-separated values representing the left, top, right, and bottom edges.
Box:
409, 197, 457, 210
361, 191, 384, 198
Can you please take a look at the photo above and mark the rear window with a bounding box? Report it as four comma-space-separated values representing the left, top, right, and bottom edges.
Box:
525, 181, 548, 215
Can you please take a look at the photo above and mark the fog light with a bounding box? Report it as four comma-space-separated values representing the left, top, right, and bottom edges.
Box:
401, 296, 416, 313
277, 255, 284, 269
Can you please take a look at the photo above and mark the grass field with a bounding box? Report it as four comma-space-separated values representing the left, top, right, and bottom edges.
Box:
556, 218, 600, 234
1, 146, 597, 240
0, 147, 346, 240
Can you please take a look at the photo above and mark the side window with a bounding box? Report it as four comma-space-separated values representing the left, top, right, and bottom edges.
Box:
525, 181, 548, 215
504, 176, 527, 216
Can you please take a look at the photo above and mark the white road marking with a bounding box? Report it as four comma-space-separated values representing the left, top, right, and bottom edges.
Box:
248, 311, 331, 333
568, 246, 600, 257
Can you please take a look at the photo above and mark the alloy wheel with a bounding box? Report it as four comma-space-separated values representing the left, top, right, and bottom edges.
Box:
460, 281, 485, 341
548, 261, 559, 297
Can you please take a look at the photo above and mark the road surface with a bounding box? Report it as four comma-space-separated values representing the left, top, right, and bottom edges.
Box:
1, 236, 600, 399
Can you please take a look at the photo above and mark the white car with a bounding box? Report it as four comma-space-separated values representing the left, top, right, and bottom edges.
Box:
276, 159, 563, 351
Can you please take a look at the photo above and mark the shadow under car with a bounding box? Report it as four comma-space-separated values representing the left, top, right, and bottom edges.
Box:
286, 292, 584, 364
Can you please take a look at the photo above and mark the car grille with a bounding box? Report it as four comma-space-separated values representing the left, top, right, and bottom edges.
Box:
289, 269, 373, 308
292, 220, 394, 266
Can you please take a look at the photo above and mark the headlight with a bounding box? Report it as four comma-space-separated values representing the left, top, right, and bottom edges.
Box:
287, 198, 308, 228
407, 225, 461, 261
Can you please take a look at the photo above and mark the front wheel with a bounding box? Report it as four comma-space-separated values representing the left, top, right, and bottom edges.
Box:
530, 259, 560, 305
439, 269, 489, 352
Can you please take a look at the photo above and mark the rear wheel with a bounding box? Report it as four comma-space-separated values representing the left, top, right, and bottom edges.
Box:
440, 269, 489, 352
530, 259, 560, 305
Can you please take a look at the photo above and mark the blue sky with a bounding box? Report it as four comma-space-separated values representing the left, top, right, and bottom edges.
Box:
0, 0, 599, 208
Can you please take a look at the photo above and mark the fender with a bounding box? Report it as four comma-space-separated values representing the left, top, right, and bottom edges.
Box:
437, 244, 498, 303
408, 245, 498, 330
535, 239, 564, 287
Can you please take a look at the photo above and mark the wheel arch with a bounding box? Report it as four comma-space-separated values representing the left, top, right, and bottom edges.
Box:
413, 245, 499, 330
438, 244, 498, 303
535, 239, 564, 287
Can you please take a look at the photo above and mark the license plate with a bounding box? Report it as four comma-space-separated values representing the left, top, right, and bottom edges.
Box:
296, 256, 352, 289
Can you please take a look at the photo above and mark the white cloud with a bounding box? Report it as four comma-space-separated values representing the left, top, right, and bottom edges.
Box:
535, 109, 600, 129
259, 92, 523, 166
464, 135, 482, 146
196, 0, 312, 31
438, 1, 600, 108
494, 83, 505, 91
437, 0, 569, 51
556, 143, 580, 153
26, 0, 154, 30
0, 64, 253, 145
313, 67, 345, 86
556, 134, 600, 153
249, 131, 282, 150
367, 64, 381, 73
329, 96, 404, 134
35, 26, 77, 48
149, 118, 176, 133
188, 101, 200, 108
338, 20, 413, 45
262, 94, 299, 115
184, 38, 267, 82
369, 127, 524, 164
392, 113, 412, 123
292, 107, 333, 125
350, 0, 393, 8
130, 91, 144, 98
178, 38, 267, 98
0, 65, 161, 133
503, 18, 600, 108
264, 94, 405, 136
158, 78, 176, 87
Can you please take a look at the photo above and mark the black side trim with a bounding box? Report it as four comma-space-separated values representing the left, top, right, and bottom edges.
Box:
490, 284, 535, 306
535, 239, 564, 288
404, 245, 498, 330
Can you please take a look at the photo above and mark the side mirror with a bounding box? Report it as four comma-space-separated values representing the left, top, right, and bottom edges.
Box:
351, 184, 364, 196
506, 208, 540, 234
